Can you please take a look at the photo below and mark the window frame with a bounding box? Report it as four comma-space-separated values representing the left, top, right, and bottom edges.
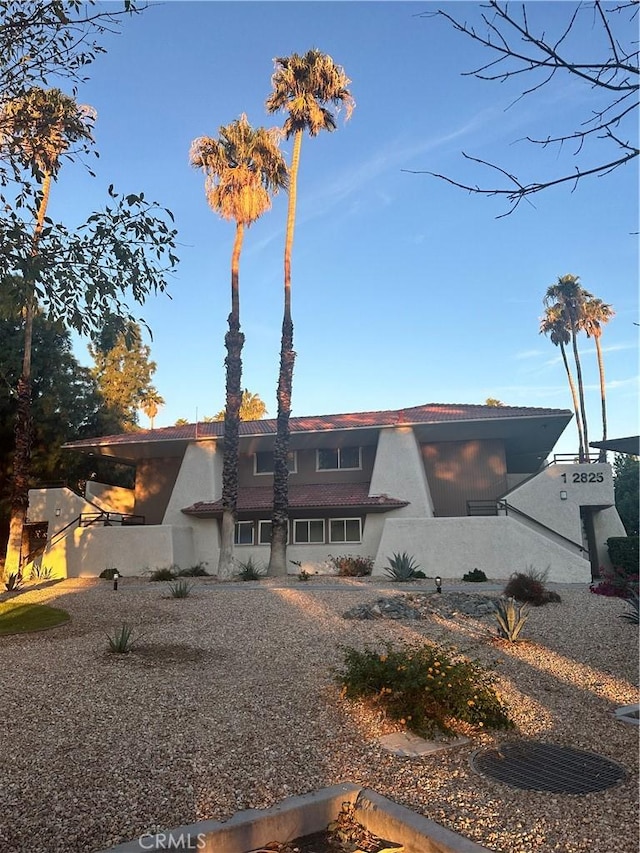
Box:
316, 446, 362, 472
329, 517, 362, 544
234, 520, 254, 546
292, 518, 325, 545
254, 450, 297, 476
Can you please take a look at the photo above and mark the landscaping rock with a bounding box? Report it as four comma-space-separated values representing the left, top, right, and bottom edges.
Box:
343, 592, 498, 621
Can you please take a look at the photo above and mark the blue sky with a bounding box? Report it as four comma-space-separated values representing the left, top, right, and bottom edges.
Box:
50, 1, 638, 456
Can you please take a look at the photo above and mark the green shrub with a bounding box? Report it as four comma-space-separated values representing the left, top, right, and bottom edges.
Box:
620, 590, 639, 625
385, 552, 420, 582
99, 567, 120, 580
503, 566, 561, 606
4, 572, 23, 592
330, 555, 374, 577
494, 597, 530, 642
298, 570, 311, 582
106, 623, 138, 654
149, 566, 177, 582
607, 537, 639, 576
336, 641, 512, 738
177, 563, 208, 577
463, 568, 487, 583
236, 558, 265, 581
168, 580, 193, 598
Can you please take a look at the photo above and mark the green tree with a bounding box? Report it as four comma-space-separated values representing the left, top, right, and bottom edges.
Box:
89, 321, 160, 431
484, 398, 505, 407
190, 115, 287, 578
140, 388, 164, 430
211, 390, 268, 422
613, 455, 639, 536
543, 275, 592, 462
1, 87, 94, 576
581, 297, 615, 462
540, 303, 585, 461
265, 49, 354, 575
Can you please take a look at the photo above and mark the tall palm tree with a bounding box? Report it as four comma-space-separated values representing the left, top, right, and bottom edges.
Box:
540, 304, 585, 460
582, 297, 615, 461
1, 87, 94, 577
544, 275, 592, 462
265, 49, 354, 576
140, 388, 164, 430
190, 115, 287, 578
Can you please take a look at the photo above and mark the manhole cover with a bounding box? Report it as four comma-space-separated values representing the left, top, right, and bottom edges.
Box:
471, 742, 626, 793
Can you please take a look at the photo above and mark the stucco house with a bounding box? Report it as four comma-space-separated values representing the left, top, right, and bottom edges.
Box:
25, 402, 627, 582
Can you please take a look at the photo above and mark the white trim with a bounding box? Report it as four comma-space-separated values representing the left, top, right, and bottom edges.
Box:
329, 517, 362, 544
254, 450, 298, 476
316, 446, 362, 472
293, 518, 325, 544
234, 520, 254, 545
258, 519, 272, 544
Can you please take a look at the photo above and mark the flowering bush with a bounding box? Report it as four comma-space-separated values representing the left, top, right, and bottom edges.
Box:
590, 565, 639, 599
330, 554, 373, 577
336, 641, 513, 737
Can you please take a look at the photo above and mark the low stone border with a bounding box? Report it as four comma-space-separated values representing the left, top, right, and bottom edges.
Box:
98, 783, 491, 853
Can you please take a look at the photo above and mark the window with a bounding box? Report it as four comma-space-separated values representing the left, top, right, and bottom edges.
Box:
293, 519, 325, 544
254, 451, 297, 475
329, 518, 362, 544
317, 446, 361, 471
234, 521, 254, 545
258, 520, 272, 544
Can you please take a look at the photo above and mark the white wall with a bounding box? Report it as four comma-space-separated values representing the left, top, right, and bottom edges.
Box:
373, 516, 591, 583
369, 427, 434, 516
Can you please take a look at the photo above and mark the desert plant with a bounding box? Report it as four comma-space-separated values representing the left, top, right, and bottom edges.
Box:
330, 555, 374, 577
177, 563, 209, 577
503, 565, 561, 605
148, 566, 178, 582
620, 590, 639, 624
236, 558, 265, 581
29, 564, 54, 581
106, 623, 138, 654
298, 570, 311, 582
336, 640, 513, 738
463, 568, 488, 583
168, 580, 194, 598
385, 552, 420, 582
99, 567, 120, 580
4, 572, 23, 592
413, 570, 427, 579
494, 596, 530, 642
590, 565, 639, 599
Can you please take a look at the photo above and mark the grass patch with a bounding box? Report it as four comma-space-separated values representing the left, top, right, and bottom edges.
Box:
0, 601, 70, 635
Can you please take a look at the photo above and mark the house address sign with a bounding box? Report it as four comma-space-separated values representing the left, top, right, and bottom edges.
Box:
560, 470, 604, 484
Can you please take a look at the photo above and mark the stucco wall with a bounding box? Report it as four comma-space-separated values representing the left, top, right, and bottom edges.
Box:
372, 516, 591, 583
592, 506, 628, 572
135, 456, 183, 523
370, 428, 434, 516
45, 524, 196, 577
505, 463, 616, 544
163, 441, 222, 524
85, 482, 135, 514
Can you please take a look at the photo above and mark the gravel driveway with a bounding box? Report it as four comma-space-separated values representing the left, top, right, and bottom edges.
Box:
0, 576, 637, 853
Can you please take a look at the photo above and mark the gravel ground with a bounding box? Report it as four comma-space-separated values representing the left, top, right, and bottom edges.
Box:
0, 576, 638, 853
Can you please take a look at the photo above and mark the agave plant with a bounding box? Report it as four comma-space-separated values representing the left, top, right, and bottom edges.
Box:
385, 552, 420, 582
106, 623, 138, 654
620, 591, 639, 625
494, 596, 530, 642
168, 580, 194, 599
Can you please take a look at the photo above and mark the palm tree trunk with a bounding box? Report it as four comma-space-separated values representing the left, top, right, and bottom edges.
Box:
569, 320, 590, 462
559, 341, 585, 462
268, 130, 302, 576
594, 334, 608, 462
3, 173, 51, 579
217, 221, 245, 579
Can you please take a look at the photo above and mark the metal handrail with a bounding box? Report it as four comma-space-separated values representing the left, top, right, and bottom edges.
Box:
498, 500, 586, 552
79, 512, 145, 527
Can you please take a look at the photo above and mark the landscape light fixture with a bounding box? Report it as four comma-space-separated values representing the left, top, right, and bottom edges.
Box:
113, 570, 119, 592
435, 575, 442, 594
560, 490, 568, 501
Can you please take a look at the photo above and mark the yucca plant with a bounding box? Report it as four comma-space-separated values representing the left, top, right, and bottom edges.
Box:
4, 572, 23, 591
494, 596, 530, 642
236, 558, 265, 581
168, 580, 193, 599
385, 552, 420, 582
106, 623, 137, 654
620, 591, 639, 624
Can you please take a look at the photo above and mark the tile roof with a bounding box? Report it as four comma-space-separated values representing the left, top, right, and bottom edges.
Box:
64, 402, 571, 449
182, 483, 409, 516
